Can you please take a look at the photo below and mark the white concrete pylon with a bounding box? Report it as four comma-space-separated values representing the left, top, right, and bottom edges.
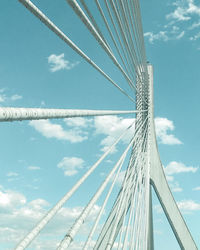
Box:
148, 64, 198, 250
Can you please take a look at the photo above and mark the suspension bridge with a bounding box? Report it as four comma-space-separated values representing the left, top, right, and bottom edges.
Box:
2, 0, 198, 249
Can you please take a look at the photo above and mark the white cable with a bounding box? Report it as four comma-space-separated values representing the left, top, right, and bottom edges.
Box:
83, 155, 126, 250
15, 122, 134, 250
57, 139, 134, 249
19, 0, 135, 103
0, 107, 142, 122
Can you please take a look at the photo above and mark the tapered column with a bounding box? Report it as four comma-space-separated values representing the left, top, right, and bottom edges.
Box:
148, 64, 197, 250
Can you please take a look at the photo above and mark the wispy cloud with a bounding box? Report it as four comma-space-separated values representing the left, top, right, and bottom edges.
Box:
189, 31, 200, 40
0, 94, 6, 103
64, 117, 92, 128
177, 200, 200, 212
6, 172, 19, 177
10, 94, 22, 101
57, 156, 85, 176
170, 181, 183, 192
29, 119, 88, 143
145, 1, 200, 46
0, 89, 22, 104
155, 117, 182, 145
166, 0, 200, 22
165, 169, 183, 192
48, 53, 79, 72
144, 29, 185, 43
176, 30, 185, 39
192, 186, 200, 191
144, 31, 169, 43
188, 20, 200, 29
27, 166, 41, 171
164, 161, 198, 193
94, 116, 135, 152
6, 172, 20, 182
164, 161, 198, 175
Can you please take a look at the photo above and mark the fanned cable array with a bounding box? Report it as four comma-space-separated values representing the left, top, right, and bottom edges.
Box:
14, 1, 150, 249
5, 0, 197, 249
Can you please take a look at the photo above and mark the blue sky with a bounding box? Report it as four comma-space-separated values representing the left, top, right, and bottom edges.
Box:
0, 0, 200, 249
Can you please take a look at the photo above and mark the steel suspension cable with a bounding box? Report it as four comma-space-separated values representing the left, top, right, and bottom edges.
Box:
94, 0, 136, 85
115, 0, 144, 80
94, 117, 148, 249
83, 157, 125, 250
132, 144, 148, 249
123, 0, 145, 73
102, 0, 137, 85
79, 0, 110, 49
19, 0, 135, 104
109, 0, 142, 75
107, 0, 147, 104
129, 0, 148, 75
83, 154, 126, 250
122, 124, 148, 249
107, 0, 139, 83
129, 135, 149, 249
0, 107, 143, 122
57, 138, 134, 249
117, 122, 148, 249
66, 0, 140, 95
15, 121, 134, 250
104, 118, 148, 249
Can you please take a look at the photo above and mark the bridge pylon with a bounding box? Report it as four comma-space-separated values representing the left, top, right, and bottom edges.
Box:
147, 64, 197, 250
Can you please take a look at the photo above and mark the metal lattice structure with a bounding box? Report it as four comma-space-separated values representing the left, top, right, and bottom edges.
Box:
3, 0, 197, 249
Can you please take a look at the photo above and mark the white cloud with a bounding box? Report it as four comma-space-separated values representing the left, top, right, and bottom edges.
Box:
177, 200, 200, 211
10, 94, 22, 101
0, 89, 22, 103
0, 88, 5, 93
176, 30, 185, 39
171, 25, 180, 33
167, 7, 191, 21
29, 116, 181, 152
170, 181, 183, 192
192, 186, 200, 191
166, 0, 200, 22
189, 20, 200, 29
57, 157, 85, 176
144, 31, 169, 43
94, 116, 135, 152
29, 119, 88, 143
0, 186, 101, 249
165, 170, 182, 192
48, 53, 79, 72
0, 188, 26, 211
164, 161, 198, 193
64, 117, 92, 128
164, 161, 198, 175
190, 31, 200, 40
144, 29, 185, 44
144, 1, 200, 45
27, 166, 41, 171
0, 94, 6, 103
6, 172, 18, 177
166, 175, 174, 182
155, 117, 182, 145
